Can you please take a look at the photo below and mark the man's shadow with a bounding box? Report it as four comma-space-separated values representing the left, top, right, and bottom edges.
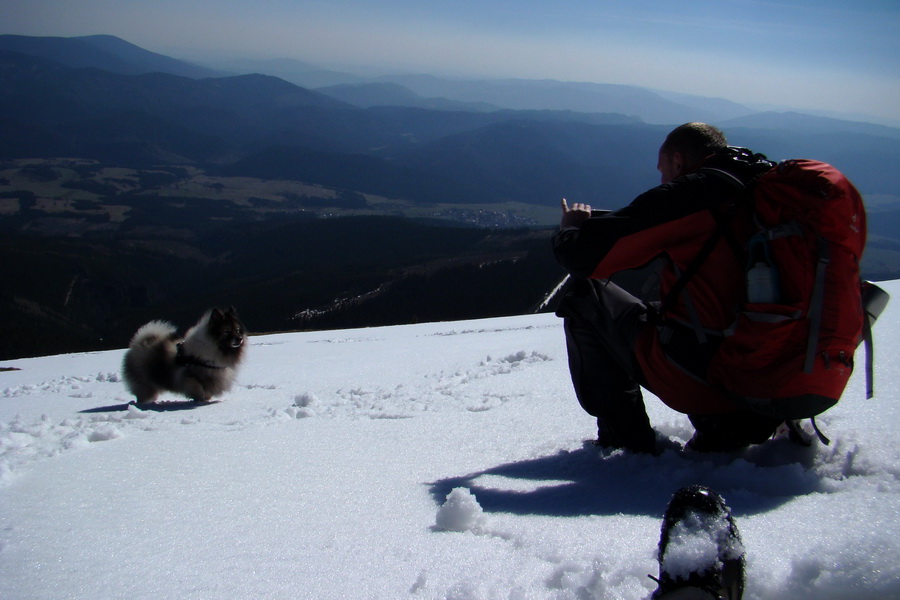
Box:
428, 438, 824, 518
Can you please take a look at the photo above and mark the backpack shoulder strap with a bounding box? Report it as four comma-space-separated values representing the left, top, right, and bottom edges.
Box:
659, 170, 747, 316
659, 219, 723, 316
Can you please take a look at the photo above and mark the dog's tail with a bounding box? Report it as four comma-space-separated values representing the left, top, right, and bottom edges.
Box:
129, 320, 179, 349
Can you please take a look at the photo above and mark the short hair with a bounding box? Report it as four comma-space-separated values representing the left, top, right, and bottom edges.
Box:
660, 123, 727, 166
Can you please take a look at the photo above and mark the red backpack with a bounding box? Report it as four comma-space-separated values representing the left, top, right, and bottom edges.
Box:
675, 159, 880, 430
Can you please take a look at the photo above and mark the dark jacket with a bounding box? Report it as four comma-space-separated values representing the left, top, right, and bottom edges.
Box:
553, 147, 775, 413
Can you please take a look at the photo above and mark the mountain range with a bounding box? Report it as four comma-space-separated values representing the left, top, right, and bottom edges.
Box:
0, 34, 221, 78
3, 34, 898, 201
2, 34, 900, 359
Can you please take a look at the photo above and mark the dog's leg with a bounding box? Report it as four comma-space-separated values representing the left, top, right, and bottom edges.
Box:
181, 377, 213, 403
129, 384, 159, 404
135, 393, 159, 404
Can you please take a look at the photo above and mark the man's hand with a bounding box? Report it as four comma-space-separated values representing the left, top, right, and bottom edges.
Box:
559, 198, 592, 229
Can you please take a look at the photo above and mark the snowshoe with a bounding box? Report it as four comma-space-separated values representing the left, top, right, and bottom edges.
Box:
651, 485, 745, 600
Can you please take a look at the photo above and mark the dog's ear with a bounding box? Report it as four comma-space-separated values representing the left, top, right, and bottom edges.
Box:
210, 308, 224, 324
226, 305, 238, 317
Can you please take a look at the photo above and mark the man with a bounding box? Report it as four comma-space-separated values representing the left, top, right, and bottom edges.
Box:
553, 123, 782, 454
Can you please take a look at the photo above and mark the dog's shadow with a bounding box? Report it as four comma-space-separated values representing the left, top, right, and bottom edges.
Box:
428, 439, 825, 519
80, 400, 216, 413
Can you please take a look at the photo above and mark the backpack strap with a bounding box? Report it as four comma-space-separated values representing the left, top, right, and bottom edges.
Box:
668, 263, 708, 344
803, 237, 830, 373
659, 223, 724, 318
861, 280, 890, 399
784, 418, 831, 446
658, 206, 746, 321
863, 315, 875, 399
659, 171, 747, 318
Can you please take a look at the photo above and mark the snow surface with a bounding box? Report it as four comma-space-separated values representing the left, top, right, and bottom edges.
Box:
2, 280, 900, 600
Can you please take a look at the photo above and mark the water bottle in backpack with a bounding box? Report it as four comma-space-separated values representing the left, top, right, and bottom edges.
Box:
745, 234, 779, 304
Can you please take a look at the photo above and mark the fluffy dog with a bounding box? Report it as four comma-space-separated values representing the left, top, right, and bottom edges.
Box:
122, 307, 246, 403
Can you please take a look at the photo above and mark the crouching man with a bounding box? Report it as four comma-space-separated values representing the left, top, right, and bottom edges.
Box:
553, 122, 866, 453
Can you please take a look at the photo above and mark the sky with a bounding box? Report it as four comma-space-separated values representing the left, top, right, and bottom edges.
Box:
2, 0, 899, 121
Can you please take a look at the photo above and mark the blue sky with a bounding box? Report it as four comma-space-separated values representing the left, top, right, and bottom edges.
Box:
3, 0, 898, 121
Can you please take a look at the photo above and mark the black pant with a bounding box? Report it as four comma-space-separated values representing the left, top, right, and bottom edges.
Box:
556, 277, 657, 452
556, 277, 781, 453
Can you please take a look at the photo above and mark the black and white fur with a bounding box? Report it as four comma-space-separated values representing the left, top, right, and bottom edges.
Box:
122, 307, 246, 403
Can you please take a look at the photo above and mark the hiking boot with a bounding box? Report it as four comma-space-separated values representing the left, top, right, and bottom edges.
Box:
594, 420, 657, 454
651, 486, 745, 600
687, 411, 781, 453
685, 431, 749, 453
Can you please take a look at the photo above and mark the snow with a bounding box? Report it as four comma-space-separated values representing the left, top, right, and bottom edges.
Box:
436, 487, 487, 533
2, 281, 900, 600
660, 509, 743, 583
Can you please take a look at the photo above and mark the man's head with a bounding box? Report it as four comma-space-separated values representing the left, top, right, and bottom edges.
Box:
657, 122, 727, 184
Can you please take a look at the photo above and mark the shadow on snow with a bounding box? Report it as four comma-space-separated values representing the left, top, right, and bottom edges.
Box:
429, 437, 827, 519
80, 400, 216, 413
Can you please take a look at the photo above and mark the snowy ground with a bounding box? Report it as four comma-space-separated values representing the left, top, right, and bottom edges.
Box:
2, 281, 899, 600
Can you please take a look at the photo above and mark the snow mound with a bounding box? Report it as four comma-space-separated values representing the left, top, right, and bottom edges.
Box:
436, 487, 486, 532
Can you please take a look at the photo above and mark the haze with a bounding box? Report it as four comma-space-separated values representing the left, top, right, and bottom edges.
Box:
3, 0, 898, 123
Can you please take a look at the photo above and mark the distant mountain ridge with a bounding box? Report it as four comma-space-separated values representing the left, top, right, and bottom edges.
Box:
210, 56, 367, 88
0, 34, 221, 79
720, 111, 900, 141
4, 34, 893, 129
211, 58, 756, 124
369, 75, 756, 124
4, 44, 899, 202
2, 35, 899, 201
316, 82, 499, 112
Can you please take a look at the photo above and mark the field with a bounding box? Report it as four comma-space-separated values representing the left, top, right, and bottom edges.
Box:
0, 158, 561, 234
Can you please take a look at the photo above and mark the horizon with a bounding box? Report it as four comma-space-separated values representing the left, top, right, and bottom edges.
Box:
2, 0, 898, 124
